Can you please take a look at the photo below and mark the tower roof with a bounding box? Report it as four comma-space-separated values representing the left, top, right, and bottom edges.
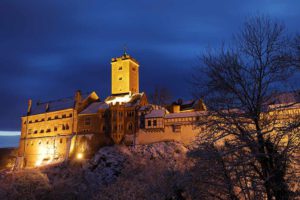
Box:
111, 54, 139, 65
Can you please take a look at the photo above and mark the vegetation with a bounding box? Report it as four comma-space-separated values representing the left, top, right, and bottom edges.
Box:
192, 16, 300, 199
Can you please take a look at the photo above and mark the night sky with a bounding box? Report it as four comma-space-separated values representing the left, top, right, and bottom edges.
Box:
1, 0, 300, 131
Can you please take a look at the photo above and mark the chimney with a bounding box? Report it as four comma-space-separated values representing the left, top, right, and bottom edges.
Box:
27, 99, 32, 115
75, 90, 82, 109
75, 90, 82, 102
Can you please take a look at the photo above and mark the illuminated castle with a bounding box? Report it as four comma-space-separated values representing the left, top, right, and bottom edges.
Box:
17, 53, 206, 168
18, 53, 300, 168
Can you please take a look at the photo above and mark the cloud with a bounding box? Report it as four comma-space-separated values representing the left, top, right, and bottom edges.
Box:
0, 0, 299, 130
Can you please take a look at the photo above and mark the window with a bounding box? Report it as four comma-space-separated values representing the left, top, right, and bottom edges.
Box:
46, 129, 51, 133
85, 117, 91, 126
35, 119, 38, 122
55, 115, 59, 119
24, 121, 26, 124
148, 120, 152, 127
29, 120, 32, 123
41, 118, 44, 121
119, 76, 122, 80
128, 123, 133, 131
132, 67, 136, 71
69, 113, 72, 117
60, 138, 63, 144
62, 125, 65, 130
48, 117, 51, 121
40, 130, 44, 133
118, 66, 122, 70
66, 124, 69, 130
173, 125, 181, 133
34, 130, 38, 134
153, 120, 157, 127
62, 114, 66, 118
54, 127, 57, 131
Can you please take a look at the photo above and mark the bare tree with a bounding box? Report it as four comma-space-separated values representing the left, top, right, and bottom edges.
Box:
148, 85, 172, 106
192, 16, 300, 200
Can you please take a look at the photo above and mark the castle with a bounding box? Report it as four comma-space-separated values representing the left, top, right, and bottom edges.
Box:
17, 53, 207, 168
17, 53, 300, 168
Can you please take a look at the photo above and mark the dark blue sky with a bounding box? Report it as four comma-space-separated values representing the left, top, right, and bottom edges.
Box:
1, 0, 300, 131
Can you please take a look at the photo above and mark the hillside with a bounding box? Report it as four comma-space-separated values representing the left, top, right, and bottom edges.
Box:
0, 142, 202, 200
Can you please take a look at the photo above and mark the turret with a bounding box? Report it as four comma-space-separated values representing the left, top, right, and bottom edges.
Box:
27, 99, 32, 115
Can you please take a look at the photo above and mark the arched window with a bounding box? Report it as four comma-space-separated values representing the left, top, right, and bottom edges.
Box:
127, 122, 134, 131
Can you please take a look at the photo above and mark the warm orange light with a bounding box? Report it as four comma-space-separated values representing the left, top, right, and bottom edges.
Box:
76, 153, 83, 159
35, 160, 42, 167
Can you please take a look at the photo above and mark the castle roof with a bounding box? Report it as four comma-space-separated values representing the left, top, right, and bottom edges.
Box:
25, 92, 94, 116
145, 109, 166, 118
105, 92, 145, 106
267, 90, 300, 105
80, 102, 109, 114
29, 97, 75, 115
165, 111, 205, 119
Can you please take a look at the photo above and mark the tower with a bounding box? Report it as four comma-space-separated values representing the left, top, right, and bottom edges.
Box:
111, 53, 139, 95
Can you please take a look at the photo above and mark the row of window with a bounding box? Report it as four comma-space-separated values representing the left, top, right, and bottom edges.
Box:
111, 123, 134, 132
165, 116, 199, 123
27, 124, 70, 134
118, 66, 136, 71
26, 138, 67, 146
24, 113, 73, 124
112, 111, 135, 120
273, 109, 300, 115
148, 120, 157, 127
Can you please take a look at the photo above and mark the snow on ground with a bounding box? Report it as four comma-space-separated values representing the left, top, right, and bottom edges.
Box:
0, 142, 194, 200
